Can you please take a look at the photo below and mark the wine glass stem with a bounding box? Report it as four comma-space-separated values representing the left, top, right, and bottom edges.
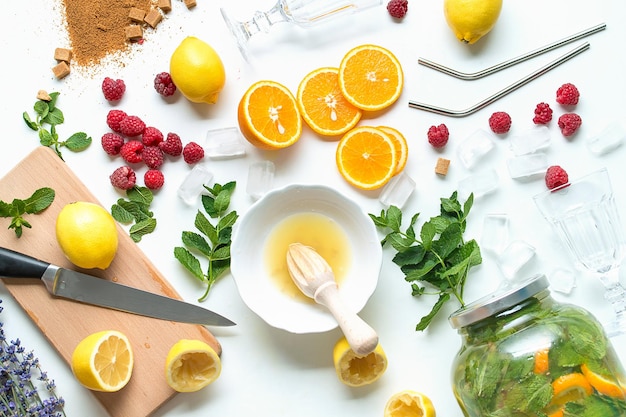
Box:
242, 1, 289, 38
599, 270, 626, 319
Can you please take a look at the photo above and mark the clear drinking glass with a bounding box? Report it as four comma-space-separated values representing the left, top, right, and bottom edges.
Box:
533, 168, 626, 337
221, 0, 383, 60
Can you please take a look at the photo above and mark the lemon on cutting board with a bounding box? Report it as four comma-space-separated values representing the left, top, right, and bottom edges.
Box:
56, 201, 118, 270
165, 339, 222, 392
443, 0, 503, 44
71, 330, 134, 392
170, 36, 226, 104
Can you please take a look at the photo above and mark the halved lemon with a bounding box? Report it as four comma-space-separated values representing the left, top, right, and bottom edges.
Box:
332, 336, 387, 387
71, 330, 133, 392
384, 390, 436, 417
165, 339, 222, 392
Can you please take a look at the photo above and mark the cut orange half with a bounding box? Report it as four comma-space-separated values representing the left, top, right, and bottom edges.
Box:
297, 67, 362, 136
238, 80, 303, 150
338, 44, 404, 112
378, 125, 408, 175
336, 126, 397, 190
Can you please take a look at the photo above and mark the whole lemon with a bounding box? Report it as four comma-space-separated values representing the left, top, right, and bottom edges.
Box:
56, 202, 118, 269
170, 36, 226, 104
444, 0, 503, 44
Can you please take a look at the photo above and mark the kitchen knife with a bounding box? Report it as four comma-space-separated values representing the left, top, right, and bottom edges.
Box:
0, 247, 235, 326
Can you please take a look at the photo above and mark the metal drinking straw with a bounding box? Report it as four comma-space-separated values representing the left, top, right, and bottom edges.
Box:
408, 42, 590, 117
417, 23, 605, 80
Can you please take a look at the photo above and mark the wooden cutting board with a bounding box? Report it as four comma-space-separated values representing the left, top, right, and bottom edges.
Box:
0, 147, 222, 417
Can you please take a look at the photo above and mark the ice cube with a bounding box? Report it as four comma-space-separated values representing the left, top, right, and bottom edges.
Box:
457, 129, 495, 169
497, 240, 536, 280
506, 153, 549, 180
205, 127, 247, 159
458, 169, 499, 200
587, 121, 625, 155
379, 172, 416, 209
549, 267, 577, 294
510, 126, 551, 156
246, 160, 275, 199
481, 213, 510, 255
178, 164, 214, 205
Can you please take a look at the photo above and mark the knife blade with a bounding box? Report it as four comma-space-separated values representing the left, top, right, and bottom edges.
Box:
0, 247, 235, 326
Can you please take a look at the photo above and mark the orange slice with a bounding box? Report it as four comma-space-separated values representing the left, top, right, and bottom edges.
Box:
336, 126, 397, 190
581, 363, 626, 398
338, 44, 404, 112
237, 80, 303, 150
297, 67, 362, 136
533, 348, 550, 374
378, 125, 408, 175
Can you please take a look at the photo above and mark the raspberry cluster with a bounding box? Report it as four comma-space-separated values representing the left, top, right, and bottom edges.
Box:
102, 109, 204, 191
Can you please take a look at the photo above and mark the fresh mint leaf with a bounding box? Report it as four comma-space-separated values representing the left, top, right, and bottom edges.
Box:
111, 186, 156, 241
129, 218, 157, 243
175, 181, 238, 301
0, 187, 55, 237
369, 191, 481, 331
23, 91, 91, 159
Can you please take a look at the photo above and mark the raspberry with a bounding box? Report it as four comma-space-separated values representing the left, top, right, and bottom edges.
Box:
141, 126, 164, 146
558, 113, 582, 137
142, 146, 164, 169
488, 111, 512, 134
556, 83, 579, 106
106, 109, 127, 133
533, 102, 553, 125
154, 72, 177, 97
109, 166, 136, 190
182, 141, 204, 164
159, 132, 183, 156
118, 115, 146, 137
427, 124, 449, 148
120, 140, 144, 164
144, 169, 165, 190
102, 77, 126, 101
387, 0, 408, 18
101, 132, 125, 156
545, 165, 569, 190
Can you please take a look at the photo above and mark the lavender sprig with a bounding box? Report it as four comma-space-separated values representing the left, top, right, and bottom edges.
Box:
0, 299, 66, 417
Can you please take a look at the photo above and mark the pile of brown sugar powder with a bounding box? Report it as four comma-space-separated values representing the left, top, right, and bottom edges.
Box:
61, 0, 157, 66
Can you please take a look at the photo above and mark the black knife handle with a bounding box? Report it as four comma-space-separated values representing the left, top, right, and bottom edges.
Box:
0, 247, 50, 278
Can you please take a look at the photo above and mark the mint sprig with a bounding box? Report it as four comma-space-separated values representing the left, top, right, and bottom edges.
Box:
174, 181, 238, 302
369, 191, 482, 331
111, 186, 156, 242
0, 187, 55, 237
23, 91, 92, 160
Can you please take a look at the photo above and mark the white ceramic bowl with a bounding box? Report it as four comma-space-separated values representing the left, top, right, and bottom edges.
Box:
230, 184, 382, 334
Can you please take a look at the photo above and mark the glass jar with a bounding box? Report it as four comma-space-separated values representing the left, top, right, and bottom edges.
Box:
449, 274, 626, 417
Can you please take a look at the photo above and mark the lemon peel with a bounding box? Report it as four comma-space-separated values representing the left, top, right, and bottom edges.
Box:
170, 37, 226, 104
443, 0, 503, 44
332, 336, 387, 387
384, 390, 436, 417
56, 201, 118, 269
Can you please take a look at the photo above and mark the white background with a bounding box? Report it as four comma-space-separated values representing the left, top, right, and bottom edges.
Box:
2, 0, 626, 416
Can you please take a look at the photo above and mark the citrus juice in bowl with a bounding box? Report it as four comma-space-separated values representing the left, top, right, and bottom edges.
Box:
230, 184, 382, 334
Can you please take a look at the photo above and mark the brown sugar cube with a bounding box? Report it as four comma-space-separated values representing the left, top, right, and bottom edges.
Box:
52, 61, 70, 79
157, 0, 172, 12
54, 48, 72, 63
128, 7, 146, 22
184, 0, 197, 9
144, 9, 163, 28
37, 90, 52, 101
435, 158, 451, 176
125, 25, 143, 41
